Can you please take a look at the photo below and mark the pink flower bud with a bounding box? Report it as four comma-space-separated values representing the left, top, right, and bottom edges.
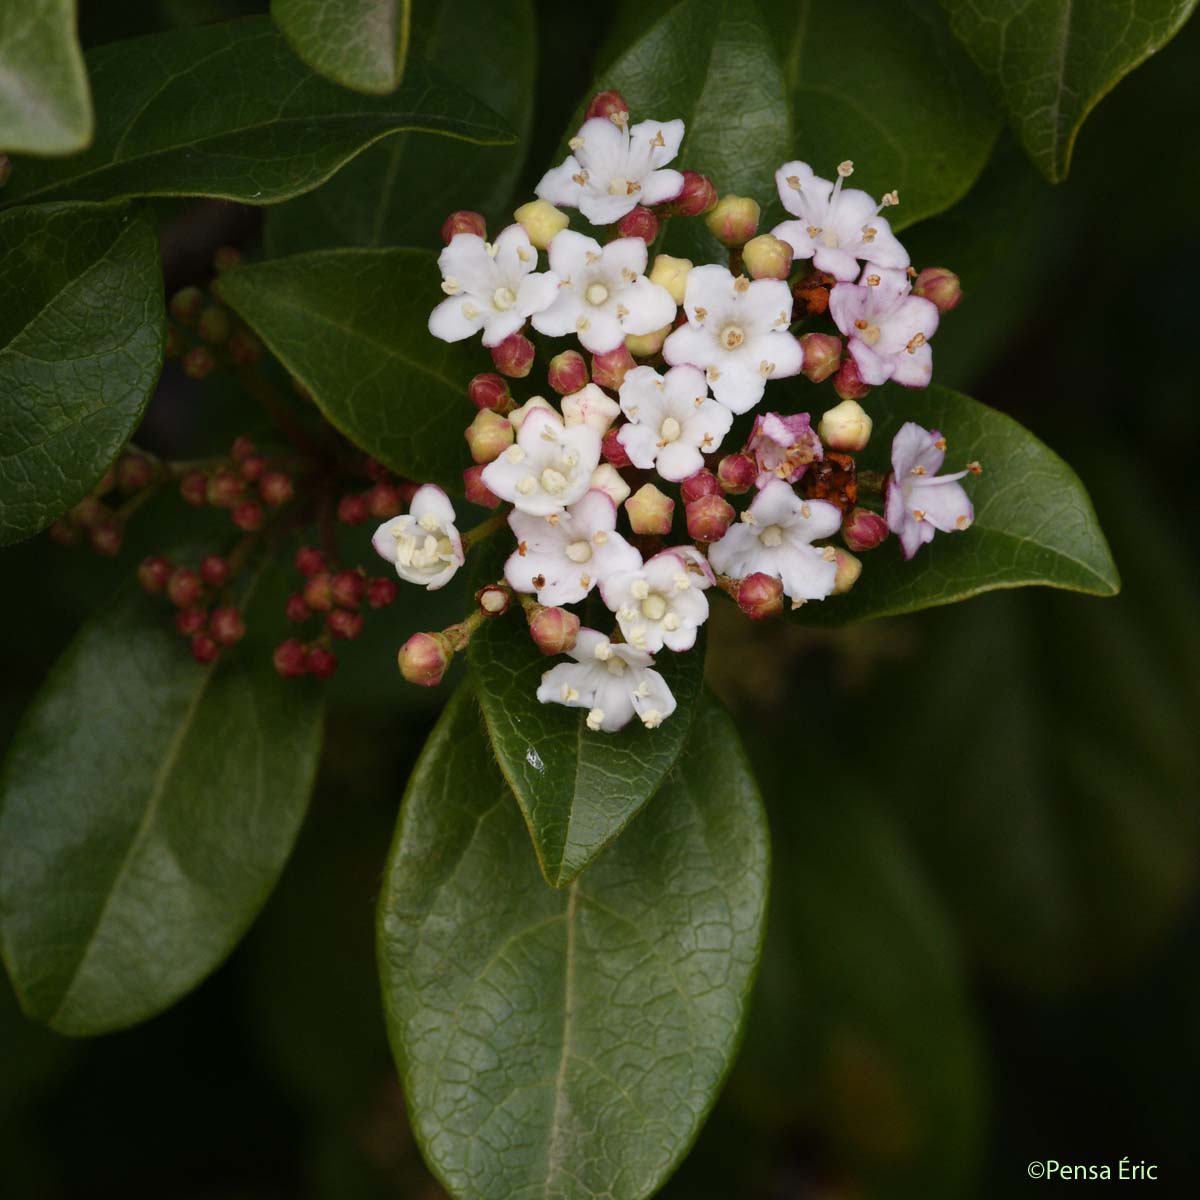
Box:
912, 267, 962, 313
199, 554, 230, 587
209, 606, 246, 646
169, 286, 204, 325
463, 464, 502, 509
602, 426, 632, 468
182, 345, 215, 380
705, 195, 760, 247
832, 357, 871, 402
842, 507, 889, 552
366, 481, 403, 519
285, 593, 310, 623
464, 408, 514, 464
180, 471, 208, 507
681, 469, 720, 504
398, 631, 453, 687
307, 646, 338, 680
303, 572, 334, 612
331, 570, 365, 608
686, 494, 735, 543
294, 546, 326, 577
90, 523, 123, 557
175, 608, 207, 637
367, 577, 398, 609
585, 90, 630, 125
742, 234, 793, 280
231, 499, 264, 531
591, 344, 635, 391
625, 483, 675, 535
799, 332, 843, 383
468, 372, 513, 412
116, 453, 155, 492
337, 493, 369, 525
206, 469, 242, 508
273, 639, 309, 678
190, 633, 220, 665
528, 605, 580, 655
547, 350, 588, 396
818, 398, 873, 452
327, 608, 364, 640
617, 206, 659, 244
440, 210, 487, 244
138, 556, 172, 594
831, 548, 862, 595
476, 584, 510, 616
737, 572, 784, 620
490, 332, 535, 378
717, 453, 756, 495
664, 170, 717, 217
198, 305, 231, 345
167, 568, 202, 608
258, 470, 294, 506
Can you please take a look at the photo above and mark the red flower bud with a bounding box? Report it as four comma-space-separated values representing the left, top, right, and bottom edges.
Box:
169, 286, 204, 325
737, 572, 784, 620
167, 567, 203, 608
182, 345, 216, 380
681, 469, 720, 503
716, 453, 756, 495
327, 608, 364, 640
664, 170, 717, 217
591, 345, 636, 391
398, 631, 453, 687
467, 372, 514, 412
90, 523, 123, 557
366, 481, 404, 519
331, 570, 365, 608
116, 453, 155, 492
209, 606, 246, 646
547, 350, 588, 396
230, 436, 256, 462
490, 332, 535, 378
912, 266, 962, 313
179, 471, 209, 507
306, 646, 338, 680
303, 572, 334, 612
842, 506, 889, 552
799, 332, 843, 383
832, 357, 871, 402
175, 608, 207, 637
71, 495, 106, 528
686, 494, 735, 543
198, 305, 231, 345
294, 546, 326, 577
239, 454, 267, 483
285, 593, 310, 623
49, 520, 78, 546
463, 464, 501, 509
258, 470, 294, 506
616, 206, 659, 244
337, 493, 369, 525
273, 639, 309, 678
367, 577, 398, 609
206, 469, 243, 508
231, 499, 264, 531
601, 426, 632, 468
440, 210, 487, 244
199, 554, 231, 587
190, 633, 220, 664
528, 605, 580, 655
138, 556, 172, 594
585, 90, 630, 125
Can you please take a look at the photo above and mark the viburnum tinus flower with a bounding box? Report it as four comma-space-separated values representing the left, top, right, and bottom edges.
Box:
772, 159, 908, 282
885, 422, 975, 559
829, 268, 939, 387
601, 547, 712, 653
537, 627, 677, 731
531, 232, 676, 354
663, 265, 802, 413
746, 411, 822, 488
481, 406, 602, 516
504, 489, 641, 606
616, 364, 733, 481
371, 484, 463, 590
536, 116, 686, 225
708, 479, 842, 603
428, 226, 558, 347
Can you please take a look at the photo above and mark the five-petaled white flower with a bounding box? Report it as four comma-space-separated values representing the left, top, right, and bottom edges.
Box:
371, 484, 464, 590
537, 627, 677, 732
536, 116, 686, 226
481, 407, 601, 516
504, 489, 641, 607
600, 547, 713, 654
663, 265, 802, 413
885, 422, 975, 560
829, 267, 939, 387
771, 159, 909, 282
531, 232, 676, 354
428, 226, 559, 347
707, 479, 842, 603
616, 364, 733, 482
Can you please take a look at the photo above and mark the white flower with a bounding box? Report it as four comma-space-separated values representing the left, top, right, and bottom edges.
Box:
371, 484, 463, 590
885, 422, 975, 560
504, 489, 641, 606
428, 226, 559, 347
536, 627, 677, 732
531, 231, 676, 354
771, 159, 909, 282
561, 383, 621, 434
536, 116, 686, 226
480, 407, 601, 516
662, 265, 802, 413
707, 479, 842, 603
615, 364, 733, 481
829, 267, 939, 387
600, 548, 712, 653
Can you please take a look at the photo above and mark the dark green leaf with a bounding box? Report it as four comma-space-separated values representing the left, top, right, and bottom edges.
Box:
378, 687, 769, 1200
0, 560, 324, 1035
0, 202, 164, 547
0, 0, 92, 155
941, 0, 1198, 182
220, 247, 473, 490
266, 0, 536, 256
272, 0, 411, 94
0, 17, 514, 211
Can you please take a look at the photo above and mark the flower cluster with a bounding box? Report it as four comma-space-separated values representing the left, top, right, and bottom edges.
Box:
378, 91, 976, 731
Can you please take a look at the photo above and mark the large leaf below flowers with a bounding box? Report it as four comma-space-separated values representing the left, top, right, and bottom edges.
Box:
220, 248, 473, 491
941, 0, 1198, 183
0, 560, 324, 1035
0, 201, 165, 547
378, 686, 768, 1200
0, 17, 514, 211
790, 383, 1119, 625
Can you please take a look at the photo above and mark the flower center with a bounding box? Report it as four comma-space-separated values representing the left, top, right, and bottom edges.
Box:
659, 416, 682, 442
565, 539, 592, 563
608, 176, 635, 196
853, 318, 882, 347
605, 656, 626, 677
541, 467, 568, 494
821, 228, 841, 249
720, 324, 745, 351
759, 524, 784, 548
586, 282, 610, 306
492, 286, 517, 311
394, 525, 450, 571
640, 593, 667, 621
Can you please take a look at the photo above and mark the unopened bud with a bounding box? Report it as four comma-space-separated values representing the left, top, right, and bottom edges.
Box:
90, 523, 123, 557
686, 494, 735, 543
180, 471, 208, 507
307, 646, 338, 680
303, 572, 334, 612
190, 633, 220, 665
49, 520, 78, 546
285, 593, 310, 622
601, 426, 631, 468
331, 570, 365, 608
547, 350, 588, 396
666, 171, 717, 217
239, 454, 267, 483
832, 357, 871, 402
465, 408, 514, 464
562, 383, 620, 433
206, 469, 242, 508
625, 323, 671, 358
705, 195, 759, 247
792, 269, 836, 318
528, 604, 580, 655
212, 245, 242, 274
842, 507, 889, 552
198, 305, 231, 345
71, 495, 106, 528
681, 469, 720, 504
273, 639, 309, 678
116, 453, 156, 492
508, 394, 554, 430
138, 556, 172, 593
591, 344, 635, 391
818, 398, 873, 451
831, 548, 862, 595
912, 266, 962, 313
337, 492, 369, 525
649, 254, 692, 304
167, 567, 202, 608
717, 453, 756, 495
366, 481, 403, 519
742, 234, 793, 280
476, 584, 510, 616
585, 90, 630, 126
182, 345, 216, 380
590, 463, 631, 507
175, 608, 207, 637
259, 470, 294, 506
441, 210, 487, 244
398, 631, 453, 687
294, 546, 326, 577
514, 199, 569, 249
799, 332, 843, 383
327, 608, 364, 640
230, 436, 256, 462
199, 554, 231, 587
737, 572, 784, 620
625, 483, 674, 535
490, 332, 535, 378
169, 286, 204, 325
227, 326, 264, 365
232, 500, 264, 531
617, 206, 659, 244
209, 606, 246, 646
463, 464, 501, 508
468, 372, 513, 412
367, 577, 398, 608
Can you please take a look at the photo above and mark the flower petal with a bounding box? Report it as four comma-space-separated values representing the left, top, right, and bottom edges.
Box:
428, 294, 485, 343
618, 276, 676, 335
536, 156, 585, 209
662, 323, 719, 371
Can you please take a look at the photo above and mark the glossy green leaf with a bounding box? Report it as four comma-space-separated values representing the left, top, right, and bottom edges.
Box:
220, 248, 473, 490
0, 202, 164, 547
266, 0, 535, 256
0, 16, 514, 211
0, 0, 92, 155
0, 561, 325, 1036
942, 0, 1198, 182
272, 0, 411, 94
378, 687, 769, 1200
765, 0, 1001, 230
789, 383, 1119, 625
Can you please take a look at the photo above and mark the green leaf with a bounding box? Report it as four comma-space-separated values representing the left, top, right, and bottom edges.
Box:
272, 0, 411, 94
220, 247, 473, 490
0, 201, 164, 547
265, 0, 536, 256
0, 0, 92, 155
378, 687, 769, 1200
765, 0, 1001, 230
0, 16, 514, 211
789, 383, 1119, 625
0, 560, 325, 1036
941, 0, 1198, 182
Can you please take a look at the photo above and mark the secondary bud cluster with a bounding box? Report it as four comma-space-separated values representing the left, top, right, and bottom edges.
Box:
166, 248, 263, 376
138, 552, 247, 664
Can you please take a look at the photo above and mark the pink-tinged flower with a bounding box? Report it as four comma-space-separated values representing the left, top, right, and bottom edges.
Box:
771, 159, 909, 282
663, 265, 802, 413
428, 227, 559, 347
370, 485, 463, 590
536, 116, 686, 226
531, 231, 676, 354
829, 268, 939, 388
481, 407, 601, 516
536, 628, 677, 732
885, 423, 975, 560
600, 547, 713, 653
747, 411, 822, 488
707, 479, 841, 603
504, 489, 641, 607
616, 364, 733, 482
